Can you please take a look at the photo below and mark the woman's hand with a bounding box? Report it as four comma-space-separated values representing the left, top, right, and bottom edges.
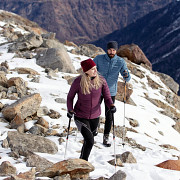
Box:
67, 110, 75, 118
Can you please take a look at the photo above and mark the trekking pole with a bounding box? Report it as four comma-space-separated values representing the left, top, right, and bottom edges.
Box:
122, 81, 126, 147
64, 117, 72, 159
112, 114, 117, 172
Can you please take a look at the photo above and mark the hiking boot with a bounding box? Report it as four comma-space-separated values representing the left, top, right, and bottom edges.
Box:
103, 134, 111, 147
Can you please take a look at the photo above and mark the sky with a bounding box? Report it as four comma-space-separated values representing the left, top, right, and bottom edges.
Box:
0, 21, 180, 180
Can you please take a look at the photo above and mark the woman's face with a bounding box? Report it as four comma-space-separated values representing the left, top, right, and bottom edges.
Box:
86, 66, 97, 77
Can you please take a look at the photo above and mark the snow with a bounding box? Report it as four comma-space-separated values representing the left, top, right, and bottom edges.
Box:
0, 23, 180, 180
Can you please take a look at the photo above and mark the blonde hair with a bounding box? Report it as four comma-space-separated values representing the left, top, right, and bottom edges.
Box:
80, 72, 104, 95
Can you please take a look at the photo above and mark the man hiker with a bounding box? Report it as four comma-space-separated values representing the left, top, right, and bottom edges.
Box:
93, 41, 131, 147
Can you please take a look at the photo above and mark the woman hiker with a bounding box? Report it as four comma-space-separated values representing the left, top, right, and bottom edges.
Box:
67, 58, 116, 161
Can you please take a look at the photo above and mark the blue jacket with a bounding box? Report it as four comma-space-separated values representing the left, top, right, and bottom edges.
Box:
93, 54, 131, 96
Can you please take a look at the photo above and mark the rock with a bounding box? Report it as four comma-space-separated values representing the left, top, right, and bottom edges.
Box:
0, 102, 4, 110
15, 67, 40, 75
30, 76, 40, 83
2, 93, 42, 121
0, 161, 17, 176
8, 32, 43, 52
36, 158, 94, 179
6, 131, 58, 155
147, 75, 163, 89
108, 158, 123, 167
73, 44, 105, 58
48, 109, 61, 119
108, 170, 126, 180
10, 114, 25, 130
127, 61, 145, 79
119, 151, 137, 163
0, 66, 9, 74
0, 71, 8, 87
146, 97, 180, 120
42, 32, 56, 40
156, 72, 179, 94
117, 44, 152, 69
26, 153, 53, 172
28, 124, 48, 135
36, 117, 49, 129
58, 137, 65, 144
173, 121, 180, 133
53, 174, 71, 180
45, 129, 58, 136
7, 77, 27, 97
129, 118, 139, 127
6, 168, 36, 180
160, 144, 178, 151
55, 98, 66, 104
36, 106, 49, 117
116, 81, 134, 105
36, 46, 76, 73
1, 61, 10, 70
156, 159, 180, 171
64, 40, 78, 48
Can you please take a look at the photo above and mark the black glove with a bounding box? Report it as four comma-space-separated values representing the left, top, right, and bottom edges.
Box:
110, 106, 116, 113
67, 111, 75, 119
123, 70, 129, 79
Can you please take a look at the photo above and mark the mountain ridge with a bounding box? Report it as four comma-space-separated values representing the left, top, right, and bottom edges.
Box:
93, 1, 180, 94
0, 0, 174, 44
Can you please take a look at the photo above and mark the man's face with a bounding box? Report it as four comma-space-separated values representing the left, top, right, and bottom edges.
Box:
107, 48, 116, 58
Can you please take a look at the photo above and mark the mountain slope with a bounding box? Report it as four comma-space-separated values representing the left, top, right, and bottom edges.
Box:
0, 10, 180, 180
93, 1, 180, 94
0, 0, 174, 44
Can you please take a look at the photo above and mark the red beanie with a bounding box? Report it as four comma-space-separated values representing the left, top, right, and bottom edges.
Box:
81, 59, 96, 72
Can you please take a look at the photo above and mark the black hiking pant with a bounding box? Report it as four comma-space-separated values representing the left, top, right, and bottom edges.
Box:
101, 96, 115, 135
74, 116, 99, 161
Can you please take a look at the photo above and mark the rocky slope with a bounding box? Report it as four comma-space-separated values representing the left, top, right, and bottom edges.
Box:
0, 0, 174, 44
93, 1, 180, 95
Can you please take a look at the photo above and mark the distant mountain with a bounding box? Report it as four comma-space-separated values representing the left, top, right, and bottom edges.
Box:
93, 1, 180, 94
0, 0, 173, 44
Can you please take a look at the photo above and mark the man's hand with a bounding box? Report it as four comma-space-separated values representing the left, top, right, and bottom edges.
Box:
123, 70, 129, 79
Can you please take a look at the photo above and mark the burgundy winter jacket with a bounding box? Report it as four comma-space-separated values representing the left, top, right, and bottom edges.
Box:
67, 75, 113, 119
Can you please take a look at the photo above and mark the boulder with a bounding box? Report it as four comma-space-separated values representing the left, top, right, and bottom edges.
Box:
117, 44, 152, 69
156, 159, 180, 171
36, 158, 94, 179
36, 47, 76, 73
8, 32, 43, 52
26, 152, 53, 172
109, 170, 126, 180
2, 93, 42, 121
0, 161, 17, 176
73, 44, 105, 58
7, 77, 28, 97
6, 131, 58, 155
